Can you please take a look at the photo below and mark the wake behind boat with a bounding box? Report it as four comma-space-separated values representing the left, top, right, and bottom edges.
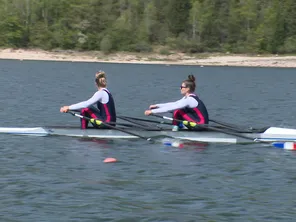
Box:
1, 125, 296, 144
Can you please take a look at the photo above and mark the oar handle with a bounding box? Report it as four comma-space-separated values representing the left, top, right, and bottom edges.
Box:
161, 116, 174, 121
151, 114, 174, 121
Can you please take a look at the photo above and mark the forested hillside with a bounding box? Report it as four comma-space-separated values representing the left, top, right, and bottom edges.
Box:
0, 0, 295, 54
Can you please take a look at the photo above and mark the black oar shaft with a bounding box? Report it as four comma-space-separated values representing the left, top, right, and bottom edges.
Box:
118, 115, 172, 125
68, 112, 152, 141
117, 116, 162, 130
151, 114, 270, 144
209, 119, 253, 133
88, 120, 133, 128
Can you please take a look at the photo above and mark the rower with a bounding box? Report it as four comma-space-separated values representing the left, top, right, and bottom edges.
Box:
144, 75, 209, 131
60, 71, 116, 129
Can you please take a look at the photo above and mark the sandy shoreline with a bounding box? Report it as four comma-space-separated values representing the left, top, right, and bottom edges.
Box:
0, 48, 296, 68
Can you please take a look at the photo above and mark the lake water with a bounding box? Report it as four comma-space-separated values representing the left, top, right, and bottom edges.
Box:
1, 59, 296, 221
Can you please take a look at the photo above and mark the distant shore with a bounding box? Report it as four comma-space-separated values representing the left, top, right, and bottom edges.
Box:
1, 48, 296, 68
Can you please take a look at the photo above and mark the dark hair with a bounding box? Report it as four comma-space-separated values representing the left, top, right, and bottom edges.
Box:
95, 70, 107, 87
183, 75, 196, 92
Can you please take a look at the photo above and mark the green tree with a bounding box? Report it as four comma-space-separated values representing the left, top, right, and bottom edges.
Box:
0, 16, 25, 47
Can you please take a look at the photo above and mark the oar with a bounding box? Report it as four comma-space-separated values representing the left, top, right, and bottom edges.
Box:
67, 112, 181, 147
82, 106, 163, 130
118, 115, 172, 125
97, 121, 135, 128
69, 111, 152, 129
152, 114, 255, 139
209, 119, 259, 133
117, 116, 163, 130
151, 114, 279, 146
167, 111, 257, 133
68, 112, 154, 140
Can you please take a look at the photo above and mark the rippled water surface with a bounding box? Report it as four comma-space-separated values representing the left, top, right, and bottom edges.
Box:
1, 60, 296, 221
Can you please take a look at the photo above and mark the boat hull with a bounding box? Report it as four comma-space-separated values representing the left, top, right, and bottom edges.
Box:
47, 127, 241, 143
2, 126, 296, 144
0, 127, 48, 136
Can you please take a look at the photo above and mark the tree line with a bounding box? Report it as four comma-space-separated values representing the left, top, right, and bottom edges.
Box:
0, 0, 295, 54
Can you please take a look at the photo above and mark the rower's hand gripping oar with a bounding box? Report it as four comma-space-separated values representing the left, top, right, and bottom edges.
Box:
67, 112, 182, 147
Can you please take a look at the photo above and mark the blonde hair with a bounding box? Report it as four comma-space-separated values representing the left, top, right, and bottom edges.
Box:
95, 70, 107, 87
